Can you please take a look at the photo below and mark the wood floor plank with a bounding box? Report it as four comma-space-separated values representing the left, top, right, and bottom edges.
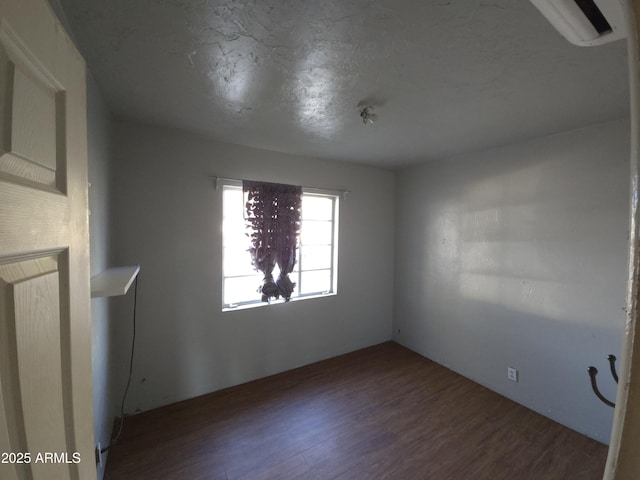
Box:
104, 342, 607, 479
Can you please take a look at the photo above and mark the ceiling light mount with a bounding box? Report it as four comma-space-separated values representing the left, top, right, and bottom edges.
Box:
358, 105, 377, 125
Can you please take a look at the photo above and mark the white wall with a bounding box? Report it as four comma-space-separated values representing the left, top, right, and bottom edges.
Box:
110, 121, 395, 413
394, 118, 629, 443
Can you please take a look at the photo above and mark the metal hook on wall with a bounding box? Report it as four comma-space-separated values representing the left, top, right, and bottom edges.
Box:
587, 354, 618, 408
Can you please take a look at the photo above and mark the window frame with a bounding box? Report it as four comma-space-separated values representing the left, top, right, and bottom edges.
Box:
220, 180, 339, 311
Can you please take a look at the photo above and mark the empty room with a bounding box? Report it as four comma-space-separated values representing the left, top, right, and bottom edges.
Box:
2, 0, 640, 479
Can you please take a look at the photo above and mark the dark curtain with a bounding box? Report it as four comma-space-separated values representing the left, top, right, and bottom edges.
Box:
243, 180, 302, 302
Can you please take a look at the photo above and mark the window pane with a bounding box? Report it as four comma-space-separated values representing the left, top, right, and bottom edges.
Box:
223, 187, 244, 219
224, 275, 262, 305
300, 269, 331, 295
301, 220, 332, 245
302, 196, 333, 220
222, 184, 338, 309
224, 247, 256, 277
223, 218, 249, 246
301, 245, 332, 270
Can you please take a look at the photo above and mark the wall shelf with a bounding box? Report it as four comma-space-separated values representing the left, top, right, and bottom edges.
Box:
91, 265, 140, 298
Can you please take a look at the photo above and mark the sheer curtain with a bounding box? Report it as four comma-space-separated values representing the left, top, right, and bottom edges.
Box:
243, 180, 302, 302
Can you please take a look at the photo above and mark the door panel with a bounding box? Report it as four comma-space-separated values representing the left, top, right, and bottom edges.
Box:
7, 266, 69, 480
0, 21, 64, 189
0, 0, 94, 479
0, 182, 68, 258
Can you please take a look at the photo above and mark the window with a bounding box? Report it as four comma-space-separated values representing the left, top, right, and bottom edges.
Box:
222, 182, 339, 310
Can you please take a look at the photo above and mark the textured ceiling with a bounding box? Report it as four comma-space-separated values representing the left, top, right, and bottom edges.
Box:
58, 0, 629, 168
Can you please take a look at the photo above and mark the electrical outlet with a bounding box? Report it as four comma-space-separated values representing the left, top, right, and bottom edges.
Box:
95, 442, 103, 467
507, 367, 518, 382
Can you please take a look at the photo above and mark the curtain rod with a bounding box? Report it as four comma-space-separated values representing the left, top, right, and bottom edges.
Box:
210, 176, 350, 199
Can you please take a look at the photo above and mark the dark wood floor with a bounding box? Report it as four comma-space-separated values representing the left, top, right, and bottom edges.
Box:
104, 342, 607, 480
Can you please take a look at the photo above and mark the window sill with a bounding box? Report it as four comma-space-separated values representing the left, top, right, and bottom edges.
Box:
222, 292, 336, 312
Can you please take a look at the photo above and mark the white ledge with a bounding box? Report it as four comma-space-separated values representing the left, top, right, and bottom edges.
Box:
91, 265, 140, 298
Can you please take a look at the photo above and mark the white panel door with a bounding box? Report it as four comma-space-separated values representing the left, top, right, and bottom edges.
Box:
604, 1, 640, 479
0, 0, 95, 479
